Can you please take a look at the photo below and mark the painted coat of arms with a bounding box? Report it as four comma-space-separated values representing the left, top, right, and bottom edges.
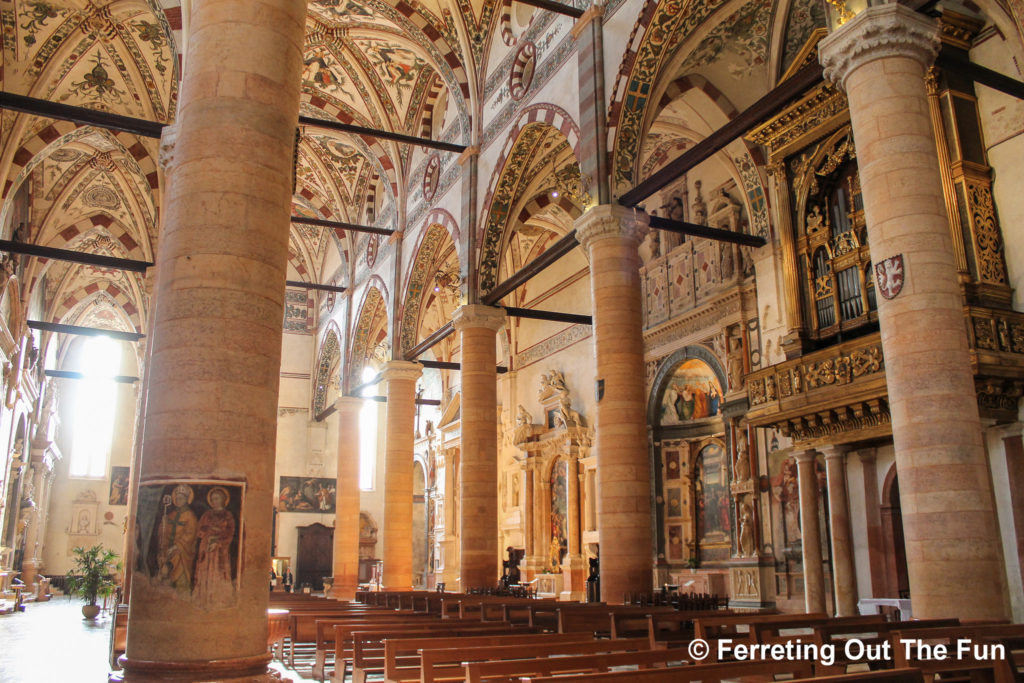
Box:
875, 254, 904, 300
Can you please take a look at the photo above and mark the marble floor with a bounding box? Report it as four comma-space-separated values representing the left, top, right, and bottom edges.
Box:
0, 597, 113, 682
0, 598, 316, 682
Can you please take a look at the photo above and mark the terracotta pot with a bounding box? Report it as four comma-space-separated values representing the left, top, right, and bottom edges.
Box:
82, 604, 100, 619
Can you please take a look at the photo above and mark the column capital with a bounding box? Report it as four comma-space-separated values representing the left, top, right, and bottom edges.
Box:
820, 444, 851, 462
573, 204, 649, 252
819, 3, 940, 91
793, 448, 819, 464
334, 396, 364, 413
452, 304, 506, 332
380, 359, 423, 383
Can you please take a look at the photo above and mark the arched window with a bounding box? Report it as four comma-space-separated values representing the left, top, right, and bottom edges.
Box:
359, 366, 378, 491
69, 336, 122, 478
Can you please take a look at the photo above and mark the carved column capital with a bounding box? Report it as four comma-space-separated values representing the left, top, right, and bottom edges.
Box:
379, 359, 423, 384
333, 396, 363, 413
819, 4, 940, 91
452, 304, 506, 332
793, 448, 820, 465
573, 204, 649, 252
819, 444, 851, 463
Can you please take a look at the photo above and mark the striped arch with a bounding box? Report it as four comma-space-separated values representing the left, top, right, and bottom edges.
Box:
24, 212, 149, 297
398, 220, 458, 355
2, 122, 160, 201
292, 188, 353, 283
416, 74, 446, 139
347, 281, 389, 389
312, 325, 342, 415
51, 282, 143, 333
301, 94, 404, 203
515, 193, 583, 227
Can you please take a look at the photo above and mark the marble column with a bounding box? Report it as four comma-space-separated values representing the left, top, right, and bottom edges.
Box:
454, 304, 505, 590
575, 205, 653, 603
380, 360, 422, 590
328, 397, 362, 600
820, 4, 1008, 620
122, 0, 305, 677
523, 463, 539, 578
822, 446, 857, 616
795, 449, 826, 614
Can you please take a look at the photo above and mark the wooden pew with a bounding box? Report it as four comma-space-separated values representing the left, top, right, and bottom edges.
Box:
693, 611, 830, 650
890, 623, 1024, 683
750, 614, 887, 647
462, 644, 689, 683
310, 613, 449, 681
519, 657, 817, 682
341, 623, 536, 683
789, 671, 926, 683
557, 605, 675, 635
811, 619, 959, 675
636, 610, 745, 649
393, 634, 610, 683
289, 607, 398, 668
328, 618, 500, 682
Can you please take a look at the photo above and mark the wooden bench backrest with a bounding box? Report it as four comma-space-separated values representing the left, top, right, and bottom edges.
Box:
814, 619, 959, 649
521, 656, 817, 682
788, 670, 925, 683
397, 634, 600, 683
694, 612, 829, 640
352, 624, 532, 665
890, 623, 1023, 680
463, 647, 689, 683
751, 614, 887, 643
556, 605, 675, 634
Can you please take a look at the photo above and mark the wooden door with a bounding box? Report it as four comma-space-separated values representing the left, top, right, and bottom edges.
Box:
296, 523, 333, 591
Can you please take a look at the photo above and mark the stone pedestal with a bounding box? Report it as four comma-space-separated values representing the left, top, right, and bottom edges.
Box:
728, 561, 775, 607
381, 361, 422, 590
559, 555, 587, 601
121, 0, 305, 678
575, 205, 653, 603
823, 446, 857, 616
820, 4, 1008, 620
795, 449, 826, 614
328, 397, 362, 600
453, 305, 505, 590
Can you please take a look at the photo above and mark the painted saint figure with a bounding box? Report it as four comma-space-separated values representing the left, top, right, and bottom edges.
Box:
193, 486, 236, 607
158, 484, 198, 593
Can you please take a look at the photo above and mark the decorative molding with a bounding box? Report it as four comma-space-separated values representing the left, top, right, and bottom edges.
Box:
745, 82, 848, 155
515, 324, 591, 369
819, 4, 941, 90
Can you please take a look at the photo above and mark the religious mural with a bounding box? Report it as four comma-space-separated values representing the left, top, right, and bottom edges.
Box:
134, 481, 243, 608
660, 359, 724, 424
279, 476, 337, 513
695, 442, 731, 562
549, 460, 567, 572
108, 466, 129, 506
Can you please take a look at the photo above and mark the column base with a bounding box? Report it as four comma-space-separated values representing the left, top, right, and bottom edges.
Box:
325, 578, 356, 601
728, 558, 776, 608
115, 653, 279, 683
559, 555, 587, 602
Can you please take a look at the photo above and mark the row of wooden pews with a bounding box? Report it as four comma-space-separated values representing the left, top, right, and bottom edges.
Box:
307, 591, 1023, 683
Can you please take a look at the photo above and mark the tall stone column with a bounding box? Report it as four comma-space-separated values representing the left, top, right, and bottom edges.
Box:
523, 463, 539, 579
453, 304, 505, 590
795, 449, 826, 614
822, 446, 857, 616
820, 4, 1008, 620
329, 397, 362, 600
575, 205, 652, 603
380, 360, 422, 590
122, 0, 305, 678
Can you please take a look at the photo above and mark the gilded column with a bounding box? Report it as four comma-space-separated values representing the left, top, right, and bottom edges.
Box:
523, 463, 538, 579
575, 205, 653, 603
452, 304, 505, 590
380, 360, 422, 590
820, 4, 1007, 620
123, 0, 305, 677
328, 397, 362, 600
795, 449, 826, 614
822, 446, 857, 616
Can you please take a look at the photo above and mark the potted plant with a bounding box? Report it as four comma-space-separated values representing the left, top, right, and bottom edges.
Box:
66, 544, 120, 619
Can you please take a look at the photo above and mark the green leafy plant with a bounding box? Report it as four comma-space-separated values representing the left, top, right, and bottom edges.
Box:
66, 545, 120, 606
686, 556, 699, 569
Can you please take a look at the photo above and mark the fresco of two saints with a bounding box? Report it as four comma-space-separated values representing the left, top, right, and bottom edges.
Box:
134, 481, 243, 609
661, 359, 723, 424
